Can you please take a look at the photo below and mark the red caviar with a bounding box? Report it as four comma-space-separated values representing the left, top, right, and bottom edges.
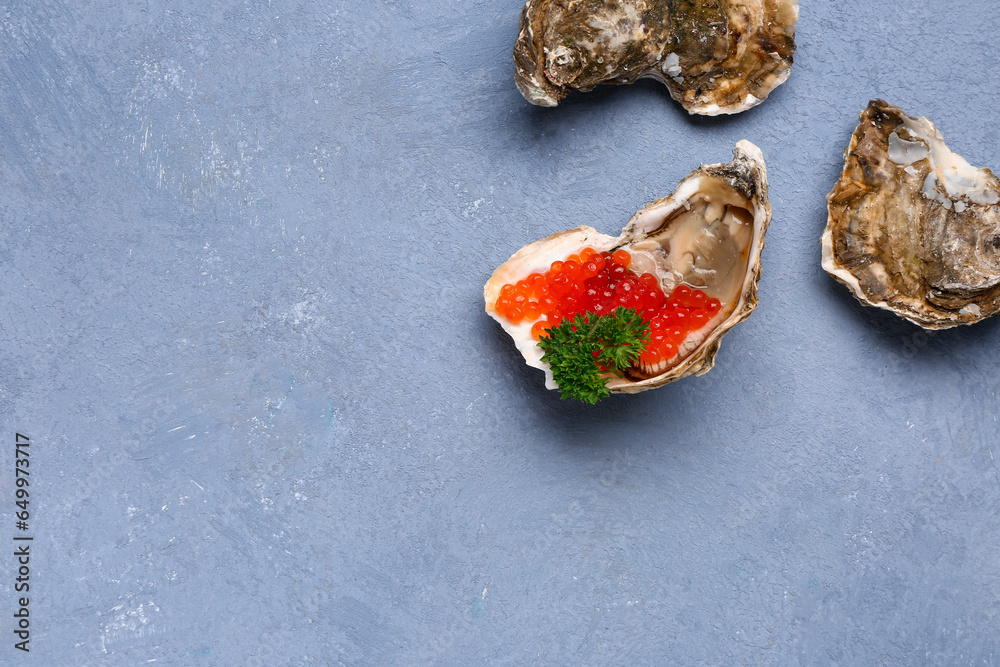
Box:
530, 320, 550, 341
494, 246, 723, 367
612, 249, 632, 267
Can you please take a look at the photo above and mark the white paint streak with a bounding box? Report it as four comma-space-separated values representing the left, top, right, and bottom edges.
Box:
100, 600, 162, 653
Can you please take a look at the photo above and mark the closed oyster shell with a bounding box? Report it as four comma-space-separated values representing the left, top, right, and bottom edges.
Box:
822, 100, 1000, 329
514, 0, 798, 115
485, 140, 771, 394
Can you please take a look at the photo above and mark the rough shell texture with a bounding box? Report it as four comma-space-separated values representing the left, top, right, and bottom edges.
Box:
822, 100, 1000, 329
485, 140, 771, 394
513, 0, 798, 115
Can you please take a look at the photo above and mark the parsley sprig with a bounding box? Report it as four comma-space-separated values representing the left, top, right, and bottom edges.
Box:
537, 307, 650, 404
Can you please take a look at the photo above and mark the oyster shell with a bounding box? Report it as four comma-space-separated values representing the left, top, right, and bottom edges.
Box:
513, 0, 798, 115
485, 140, 771, 394
822, 100, 1000, 329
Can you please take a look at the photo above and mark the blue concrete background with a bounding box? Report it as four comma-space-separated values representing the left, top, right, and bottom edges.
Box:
2, 1, 999, 664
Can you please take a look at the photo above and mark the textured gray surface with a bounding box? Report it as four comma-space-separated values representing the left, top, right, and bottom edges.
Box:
2, 1, 999, 664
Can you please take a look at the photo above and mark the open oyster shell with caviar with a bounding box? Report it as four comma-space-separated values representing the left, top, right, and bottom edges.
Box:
485, 140, 771, 394
822, 100, 1000, 329
514, 0, 798, 115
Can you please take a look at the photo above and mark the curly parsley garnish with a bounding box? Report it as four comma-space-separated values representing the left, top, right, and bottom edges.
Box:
537, 307, 650, 404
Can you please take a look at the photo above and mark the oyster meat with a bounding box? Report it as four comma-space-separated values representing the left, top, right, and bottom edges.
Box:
485, 140, 771, 394
514, 0, 798, 115
822, 100, 1000, 329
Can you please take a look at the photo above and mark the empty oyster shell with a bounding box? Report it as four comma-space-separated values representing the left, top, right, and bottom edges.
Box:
513, 0, 798, 115
822, 100, 1000, 329
485, 140, 771, 394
